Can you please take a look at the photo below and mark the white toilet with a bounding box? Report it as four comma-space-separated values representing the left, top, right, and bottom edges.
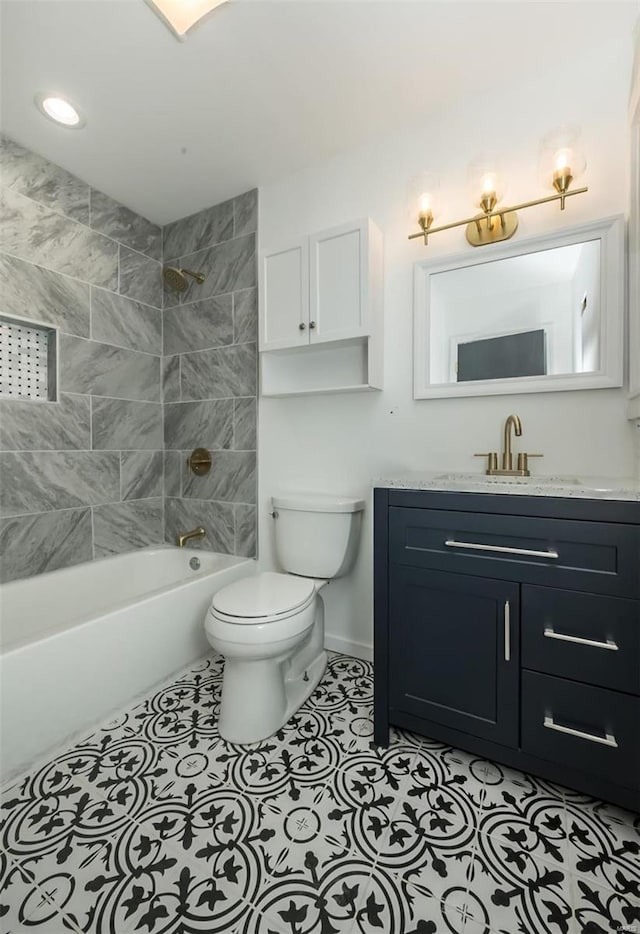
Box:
204, 493, 364, 743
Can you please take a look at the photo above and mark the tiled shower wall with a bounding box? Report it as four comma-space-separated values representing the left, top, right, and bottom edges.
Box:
0, 136, 258, 583
162, 192, 258, 558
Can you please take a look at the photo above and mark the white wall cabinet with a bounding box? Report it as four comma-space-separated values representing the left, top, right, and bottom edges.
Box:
260, 218, 383, 396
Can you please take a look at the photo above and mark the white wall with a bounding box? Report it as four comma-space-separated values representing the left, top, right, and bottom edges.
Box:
258, 37, 637, 659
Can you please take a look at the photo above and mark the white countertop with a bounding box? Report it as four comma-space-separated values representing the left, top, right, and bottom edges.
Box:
374, 472, 640, 501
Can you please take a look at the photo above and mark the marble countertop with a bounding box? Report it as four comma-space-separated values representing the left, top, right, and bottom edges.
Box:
374, 472, 640, 501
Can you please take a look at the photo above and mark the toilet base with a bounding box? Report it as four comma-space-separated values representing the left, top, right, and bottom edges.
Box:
217, 648, 327, 745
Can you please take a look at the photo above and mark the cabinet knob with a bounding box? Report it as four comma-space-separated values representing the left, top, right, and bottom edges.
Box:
309, 320, 316, 329
298, 322, 306, 331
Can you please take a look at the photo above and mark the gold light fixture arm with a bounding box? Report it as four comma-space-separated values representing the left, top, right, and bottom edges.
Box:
408, 185, 588, 245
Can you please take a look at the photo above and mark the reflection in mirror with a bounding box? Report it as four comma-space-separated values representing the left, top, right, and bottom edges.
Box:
413, 216, 624, 400
430, 241, 601, 385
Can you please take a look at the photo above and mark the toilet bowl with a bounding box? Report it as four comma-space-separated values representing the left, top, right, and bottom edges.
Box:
204, 493, 364, 744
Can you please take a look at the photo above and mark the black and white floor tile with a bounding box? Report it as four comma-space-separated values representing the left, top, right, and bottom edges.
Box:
1, 652, 638, 933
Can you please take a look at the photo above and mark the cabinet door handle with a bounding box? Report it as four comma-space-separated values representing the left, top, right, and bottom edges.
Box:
444, 540, 559, 560
543, 716, 618, 748
309, 320, 316, 329
543, 627, 619, 651
298, 322, 306, 331
504, 600, 511, 661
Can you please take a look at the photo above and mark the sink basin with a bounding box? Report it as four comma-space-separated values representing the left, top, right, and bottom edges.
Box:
433, 473, 583, 487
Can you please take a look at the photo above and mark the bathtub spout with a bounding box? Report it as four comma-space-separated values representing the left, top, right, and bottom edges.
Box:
177, 527, 206, 547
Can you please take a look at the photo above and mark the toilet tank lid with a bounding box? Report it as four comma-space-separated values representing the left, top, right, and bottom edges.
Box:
211, 571, 315, 619
271, 493, 365, 513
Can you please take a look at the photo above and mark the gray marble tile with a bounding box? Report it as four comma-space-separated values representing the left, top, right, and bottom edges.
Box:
0, 187, 118, 289
234, 397, 257, 450
163, 294, 233, 356
119, 246, 162, 308
233, 188, 258, 237
60, 334, 160, 402
164, 497, 234, 553
0, 253, 90, 337
91, 398, 163, 450
233, 287, 257, 343
0, 508, 92, 583
164, 399, 233, 451
176, 233, 256, 302
235, 503, 257, 557
182, 450, 256, 503
164, 451, 182, 498
162, 356, 181, 403
91, 287, 162, 355
0, 451, 119, 516
0, 135, 89, 224
89, 190, 161, 260
121, 450, 164, 500
162, 199, 234, 261
0, 393, 90, 451
93, 498, 163, 558
181, 342, 257, 400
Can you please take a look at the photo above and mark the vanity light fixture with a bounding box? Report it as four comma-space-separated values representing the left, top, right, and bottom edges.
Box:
145, 0, 228, 39
34, 93, 85, 129
409, 126, 588, 248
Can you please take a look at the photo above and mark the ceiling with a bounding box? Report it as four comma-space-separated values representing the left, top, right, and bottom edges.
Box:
1, 0, 638, 225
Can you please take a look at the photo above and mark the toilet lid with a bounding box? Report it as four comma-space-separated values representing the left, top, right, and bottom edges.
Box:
211, 572, 315, 621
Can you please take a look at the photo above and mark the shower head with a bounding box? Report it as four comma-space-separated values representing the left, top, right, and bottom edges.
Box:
163, 267, 206, 293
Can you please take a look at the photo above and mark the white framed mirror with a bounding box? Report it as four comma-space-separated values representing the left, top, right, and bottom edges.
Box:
413, 215, 625, 399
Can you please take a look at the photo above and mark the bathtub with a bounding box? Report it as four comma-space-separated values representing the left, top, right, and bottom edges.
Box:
0, 546, 255, 780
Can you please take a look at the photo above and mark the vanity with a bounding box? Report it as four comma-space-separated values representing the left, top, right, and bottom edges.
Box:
373, 473, 640, 811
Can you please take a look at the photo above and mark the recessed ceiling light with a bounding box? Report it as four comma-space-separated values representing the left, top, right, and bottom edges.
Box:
34, 93, 85, 129
145, 0, 228, 40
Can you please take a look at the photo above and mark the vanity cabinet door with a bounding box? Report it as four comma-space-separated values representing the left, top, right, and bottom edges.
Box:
389, 566, 519, 747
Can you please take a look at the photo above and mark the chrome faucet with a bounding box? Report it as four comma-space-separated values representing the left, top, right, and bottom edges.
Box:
176, 526, 206, 548
475, 415, 543, 477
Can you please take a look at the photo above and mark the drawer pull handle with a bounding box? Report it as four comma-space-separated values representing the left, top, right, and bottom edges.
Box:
543, 627, 619, 651
504, 601, 511, 662
444, 540, 559, 560
543, 716, 618, 748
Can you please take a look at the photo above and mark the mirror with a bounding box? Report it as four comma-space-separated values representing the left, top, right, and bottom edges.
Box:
413, 216, 624, 399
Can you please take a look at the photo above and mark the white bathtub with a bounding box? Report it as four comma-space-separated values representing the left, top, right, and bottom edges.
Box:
0, 546, 255, 780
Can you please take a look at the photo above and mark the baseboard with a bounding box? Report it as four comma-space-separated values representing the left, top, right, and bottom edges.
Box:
324, 633, 373, 662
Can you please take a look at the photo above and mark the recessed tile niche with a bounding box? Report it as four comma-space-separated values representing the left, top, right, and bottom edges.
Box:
0, 315, 57, 402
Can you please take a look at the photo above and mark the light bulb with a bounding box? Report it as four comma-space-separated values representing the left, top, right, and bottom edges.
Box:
35, 93, 85, 128
408, 173, 440, 230
539, 125, 586, 198
467, 155, 506, 212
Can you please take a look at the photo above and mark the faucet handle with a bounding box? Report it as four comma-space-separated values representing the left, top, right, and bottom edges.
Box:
517, 452, 543, 474
474, 452, 498, 472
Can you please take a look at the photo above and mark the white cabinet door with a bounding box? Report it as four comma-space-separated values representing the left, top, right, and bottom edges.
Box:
309, 220, 372, 344
260, 241, 309, 351
628, 29, 640, 418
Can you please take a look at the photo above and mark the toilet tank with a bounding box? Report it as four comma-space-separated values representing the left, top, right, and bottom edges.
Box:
271, 493, 365, 579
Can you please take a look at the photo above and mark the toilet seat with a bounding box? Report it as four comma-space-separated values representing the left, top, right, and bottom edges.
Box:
211, 571, 316, 625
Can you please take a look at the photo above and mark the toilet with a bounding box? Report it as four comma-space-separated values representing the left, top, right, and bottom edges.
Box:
204, 493, 365, 743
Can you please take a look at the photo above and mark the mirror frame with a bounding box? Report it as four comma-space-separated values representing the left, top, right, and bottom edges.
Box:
628, 33, 640, 418
413, 215, 625, 400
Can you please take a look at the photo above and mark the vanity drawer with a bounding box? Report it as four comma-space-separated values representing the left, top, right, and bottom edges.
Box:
521, 586, 640, 694
521, 670, 640, 790
389, 507, 640, 597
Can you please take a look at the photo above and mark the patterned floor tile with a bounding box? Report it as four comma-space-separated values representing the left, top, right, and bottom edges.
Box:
571, 872, 640, 934
467, 832, 574, 933
248, 843, 374, 934
2, 650, 638, 934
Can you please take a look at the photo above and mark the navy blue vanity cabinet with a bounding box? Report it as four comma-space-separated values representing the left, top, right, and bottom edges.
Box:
374, 487, 640, 811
